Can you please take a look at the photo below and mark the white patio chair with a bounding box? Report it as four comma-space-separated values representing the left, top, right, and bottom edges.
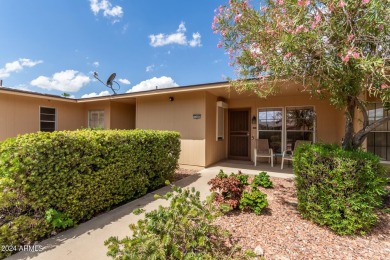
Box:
281, 140, 311, 169
254, 139, 274, 167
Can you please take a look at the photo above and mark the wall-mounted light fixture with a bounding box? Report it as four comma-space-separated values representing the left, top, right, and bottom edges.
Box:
169, 96, 174, 102
252, 115, 257, 124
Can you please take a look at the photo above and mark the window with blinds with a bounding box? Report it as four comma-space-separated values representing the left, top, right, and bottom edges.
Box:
40, 107, 56, 132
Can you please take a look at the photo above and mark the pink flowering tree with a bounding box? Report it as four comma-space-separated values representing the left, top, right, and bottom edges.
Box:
213, 0, 390, 149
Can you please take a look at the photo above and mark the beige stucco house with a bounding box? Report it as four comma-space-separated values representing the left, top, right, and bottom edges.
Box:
0, 81, 387, 167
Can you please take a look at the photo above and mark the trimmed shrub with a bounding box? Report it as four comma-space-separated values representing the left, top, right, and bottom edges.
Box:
0, 129, 180, 258
252, 171, 273, 188
294, 143, 388, 235
105, 183, 249, 260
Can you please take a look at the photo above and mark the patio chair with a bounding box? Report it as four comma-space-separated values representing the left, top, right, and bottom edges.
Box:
254, 139, 274, 167
281, 140, 311, 169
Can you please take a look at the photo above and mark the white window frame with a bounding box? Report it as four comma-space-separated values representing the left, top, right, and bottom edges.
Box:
88, 110, 105, 129
39, 106, 57, 132
216, 101, 228, 141
257, 106, 316, 153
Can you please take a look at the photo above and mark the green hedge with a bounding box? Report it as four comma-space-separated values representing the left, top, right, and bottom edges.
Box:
0, 129, 180, 258
294, 143, 388, 235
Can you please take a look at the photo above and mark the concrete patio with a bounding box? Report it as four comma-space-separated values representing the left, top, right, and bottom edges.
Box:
209, 159, 294, 177
7, 160, 293, 260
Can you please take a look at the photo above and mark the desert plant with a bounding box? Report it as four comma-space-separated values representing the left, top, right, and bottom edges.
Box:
252, 171, 273, 188
239, 187, 268, 215
230, 170, 249, 185
217, 169, 228, 179
105, 182, 248, 259
294, 143, 388, 235
208, 175, 244, 210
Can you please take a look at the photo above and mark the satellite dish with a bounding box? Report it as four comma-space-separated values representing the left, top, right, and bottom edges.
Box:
93, 71, 120, 95
106, 73, 116, 87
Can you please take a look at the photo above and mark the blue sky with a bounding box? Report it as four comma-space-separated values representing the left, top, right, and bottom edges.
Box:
0, 0, 233, 98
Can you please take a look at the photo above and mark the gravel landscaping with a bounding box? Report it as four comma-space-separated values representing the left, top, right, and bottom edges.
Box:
173, 168, 200, 182
173, 169, 390, 259
213, 176, 390, 260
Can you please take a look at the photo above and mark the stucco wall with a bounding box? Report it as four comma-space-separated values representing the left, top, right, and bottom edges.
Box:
0, 93, 83, 141
110, 101, 136, 130
136, 92, 206, 167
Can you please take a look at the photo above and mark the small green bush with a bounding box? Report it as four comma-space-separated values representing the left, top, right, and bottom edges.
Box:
294, 143, 388, 235
217, 169, 228, 179
0, 129, 180, 257
105, 183, 248, 260
252, 171, 273, 188
230, 170, 249, 185
45, 208, 74, 229
209, 170, 269, 215
239, 188, 268, 215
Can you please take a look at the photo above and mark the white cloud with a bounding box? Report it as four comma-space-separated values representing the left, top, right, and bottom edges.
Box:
89, 0, 123, 21
188, 32, 202, 47
0, 58, 43, 78
93, 61, 100, 67
145, 64, 155, 72
81, 90, 110, 98
177, 22, 186, 33
127, 76, 179, 92
118, 78, 130, 84
149, 22, 202, 48
30, 70, 90, 92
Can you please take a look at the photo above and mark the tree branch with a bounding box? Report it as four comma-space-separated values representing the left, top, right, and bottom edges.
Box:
364, 116, 390, 133
353, 115, 390, 148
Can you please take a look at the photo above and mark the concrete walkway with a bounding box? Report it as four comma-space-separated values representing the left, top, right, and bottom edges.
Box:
7, 163, 293, 260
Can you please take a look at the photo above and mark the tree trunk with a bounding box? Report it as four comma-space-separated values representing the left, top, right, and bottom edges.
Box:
342, 96, 355, 150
